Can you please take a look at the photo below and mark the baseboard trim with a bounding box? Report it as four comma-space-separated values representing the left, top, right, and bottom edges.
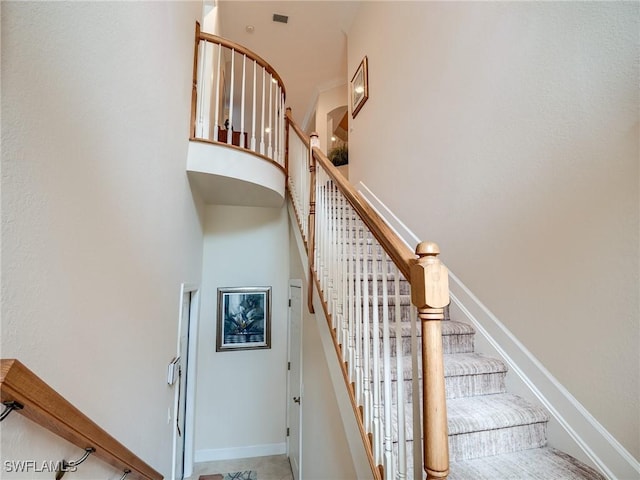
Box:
358, 181, 640, 480
194, 443, 286, 463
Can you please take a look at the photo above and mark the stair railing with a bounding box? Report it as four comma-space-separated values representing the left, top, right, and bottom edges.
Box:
1, 359, 162, 480
190, 22, 286, 168
286, 113, 450, 480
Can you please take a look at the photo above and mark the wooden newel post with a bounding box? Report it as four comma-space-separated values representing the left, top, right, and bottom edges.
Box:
410, 241, 450, 480
307, 132, 320, 313
190, 22, 201, 139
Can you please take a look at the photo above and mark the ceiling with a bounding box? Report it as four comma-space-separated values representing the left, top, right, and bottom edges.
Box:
216, 1, 360, 129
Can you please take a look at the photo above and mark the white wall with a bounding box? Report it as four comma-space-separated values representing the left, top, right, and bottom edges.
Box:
314, 84, 348, 154
288, 227, 358, 479
194, 205, 289, 460
347, 1, 639, 460
1, 2, 203, 478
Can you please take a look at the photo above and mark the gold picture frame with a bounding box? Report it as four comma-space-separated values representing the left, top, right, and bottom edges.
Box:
351, 56, 369, 118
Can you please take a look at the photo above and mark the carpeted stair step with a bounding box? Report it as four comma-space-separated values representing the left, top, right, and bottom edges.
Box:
448, 447, 607, 480
375, 349, 507, 405
368, 320, 474, 356
447, 393, 549, 461
444, 353, 507, 399
358, 272, 411, 295
442, 320, 475, 353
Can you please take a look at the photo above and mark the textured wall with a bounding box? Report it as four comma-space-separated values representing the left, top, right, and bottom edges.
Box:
195, 205, 289, 457
347, 1, 639, 459
1, 2, 203, 477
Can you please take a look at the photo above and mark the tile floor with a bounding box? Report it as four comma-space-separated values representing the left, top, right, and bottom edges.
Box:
186, 454, 294, 480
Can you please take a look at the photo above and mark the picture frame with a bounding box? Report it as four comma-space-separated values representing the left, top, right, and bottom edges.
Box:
216, 287, 271, 352
350, 56, 369, 118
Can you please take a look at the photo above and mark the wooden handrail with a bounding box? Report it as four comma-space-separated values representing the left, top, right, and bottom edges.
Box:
197, 31, 286, 100
312, 147, 415, 280
286, 110, 310, 149
1, 359, 162, 480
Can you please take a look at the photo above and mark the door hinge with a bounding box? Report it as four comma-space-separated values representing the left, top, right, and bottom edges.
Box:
286, 427, 290, 437
288, 298, 291, 307
287, 362, 291, 371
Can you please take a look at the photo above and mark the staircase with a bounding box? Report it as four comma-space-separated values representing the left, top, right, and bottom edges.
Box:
287, 111, 610, 480
375, 259, 607, 479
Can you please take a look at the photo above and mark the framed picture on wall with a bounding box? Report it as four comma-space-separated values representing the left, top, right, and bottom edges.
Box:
216, 287, 271, 352
351, 56, 369, 118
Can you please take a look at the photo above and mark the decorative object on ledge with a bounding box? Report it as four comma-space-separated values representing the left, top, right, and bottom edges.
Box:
216, 287, 272, 352
328, 144, 348, 167
350, 56, 369, 118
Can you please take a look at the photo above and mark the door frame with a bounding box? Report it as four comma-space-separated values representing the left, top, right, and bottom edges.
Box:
172, 283, 200, 480
286, 279, 303, 479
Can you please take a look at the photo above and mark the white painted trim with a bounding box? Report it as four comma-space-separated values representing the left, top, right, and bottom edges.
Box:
287, 280, 303, 480
194, 443, 287, 463
357, 182, 419, 251
358, 181, 640, 480
171, 283, 200, 480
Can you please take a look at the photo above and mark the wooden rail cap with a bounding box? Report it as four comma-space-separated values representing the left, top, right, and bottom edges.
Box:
0, 359, 162, 480
411, 241, 449, 315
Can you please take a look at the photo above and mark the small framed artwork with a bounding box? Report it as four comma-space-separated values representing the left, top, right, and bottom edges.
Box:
216, 287, 271, 352
350, 56, 369, 118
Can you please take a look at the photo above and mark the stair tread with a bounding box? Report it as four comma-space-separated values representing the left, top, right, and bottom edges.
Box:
444, 353, 507, 377
449, 447, 606, 480
447, 393, 549, 435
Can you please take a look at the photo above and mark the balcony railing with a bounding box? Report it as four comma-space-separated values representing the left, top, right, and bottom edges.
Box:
190, 23, 286, 168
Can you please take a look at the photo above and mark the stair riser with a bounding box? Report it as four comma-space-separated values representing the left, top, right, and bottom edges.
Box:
449, 422, 548, 461
321, 257, 401, 274
380, 370, 507, 405
445, 372, 507, 399
443, 334, 475, 354
367, 332, 475, 357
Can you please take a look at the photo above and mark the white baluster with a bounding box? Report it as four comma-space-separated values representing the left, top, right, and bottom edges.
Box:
362, 230, 372, 432
347, 204, 356, 380
240, 54, 246, 148
268, 74, 273, 159
214, 43, 221, 141
227, 49, 235, 145
395, 269, 407, 480
196, 40, 206, 138
381, 253, 394, 478
411, 303, 423, 480
274, 84, 280, 162
280, 94, 285, 165
371, 242, 382, 464
354, 219, 363, 404
251, 60, 257, 151
260, 67, 265, 155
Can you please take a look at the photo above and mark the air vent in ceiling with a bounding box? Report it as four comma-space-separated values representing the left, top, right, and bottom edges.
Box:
272, 13, 288, 24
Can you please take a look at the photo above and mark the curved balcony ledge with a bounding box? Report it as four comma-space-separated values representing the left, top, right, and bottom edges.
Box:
187, 139, 286, 208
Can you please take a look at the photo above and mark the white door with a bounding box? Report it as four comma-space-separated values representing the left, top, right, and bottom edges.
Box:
287, 281, 303, 480
175, 291, 191, 480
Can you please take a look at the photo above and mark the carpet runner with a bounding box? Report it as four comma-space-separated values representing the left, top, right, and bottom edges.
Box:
360, 241, 607, 479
